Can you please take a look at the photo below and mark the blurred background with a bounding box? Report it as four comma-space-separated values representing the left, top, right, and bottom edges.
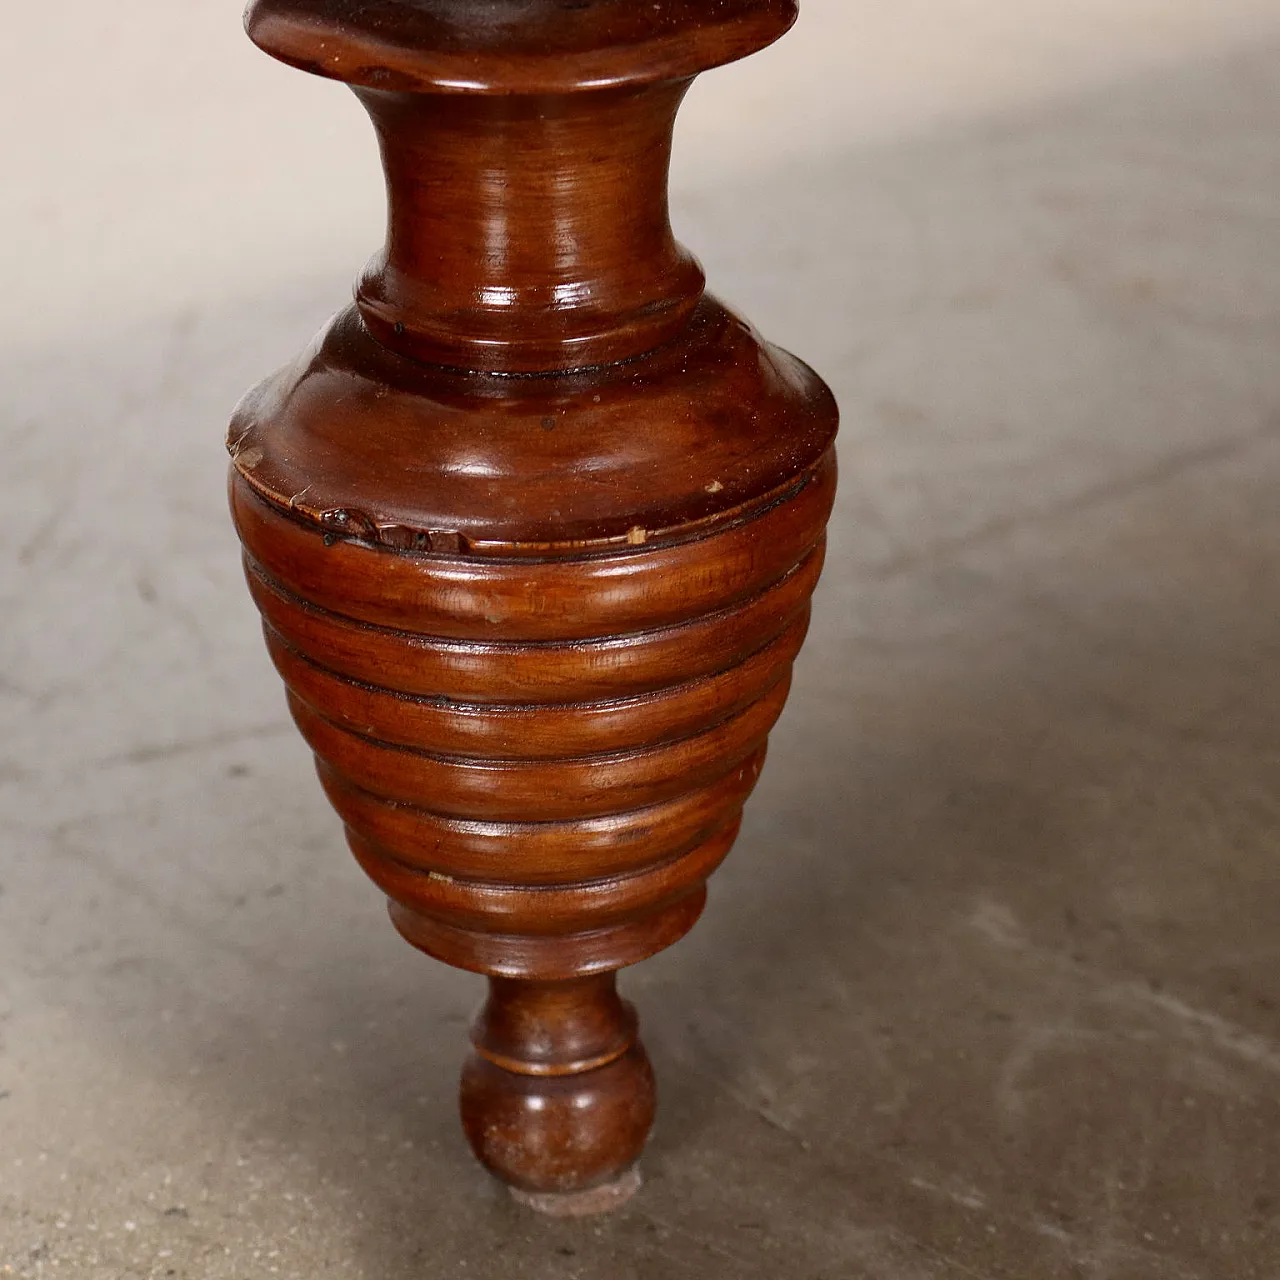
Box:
3, 1, 1280, 1275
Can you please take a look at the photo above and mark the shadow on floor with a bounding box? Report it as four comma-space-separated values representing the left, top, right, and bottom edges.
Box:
4, 37, 1280, 1280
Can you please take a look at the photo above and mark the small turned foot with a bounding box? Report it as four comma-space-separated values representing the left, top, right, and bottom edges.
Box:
460, 974, 655, 1209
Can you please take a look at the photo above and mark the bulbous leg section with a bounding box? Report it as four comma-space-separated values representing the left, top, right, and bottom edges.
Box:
230, 425, 835, 1209
460, 975, 654, 1213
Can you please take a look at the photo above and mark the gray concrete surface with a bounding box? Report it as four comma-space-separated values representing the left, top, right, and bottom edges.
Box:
3, 3, 1280, 1276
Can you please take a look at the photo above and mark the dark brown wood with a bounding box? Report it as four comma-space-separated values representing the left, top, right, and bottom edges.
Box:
229, 0, 837, 1213
460, 974, 655, 1212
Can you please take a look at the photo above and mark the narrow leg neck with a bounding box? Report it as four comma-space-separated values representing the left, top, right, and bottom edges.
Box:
354, 82, 705, 372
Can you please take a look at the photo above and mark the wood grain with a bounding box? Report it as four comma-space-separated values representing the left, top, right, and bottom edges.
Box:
230, 0, 836, 1210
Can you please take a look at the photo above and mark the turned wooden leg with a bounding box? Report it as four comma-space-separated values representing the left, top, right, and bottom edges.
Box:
460, 975, 654, 1213
230, 0, 837, 1212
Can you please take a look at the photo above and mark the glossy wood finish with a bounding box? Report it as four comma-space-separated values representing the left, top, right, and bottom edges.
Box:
230, 0, 836, 1211
461, 975, 655, 1208
245, 0, 798, 95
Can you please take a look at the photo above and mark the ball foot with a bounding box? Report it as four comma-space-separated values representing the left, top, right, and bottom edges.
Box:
460, 975, 656, 1200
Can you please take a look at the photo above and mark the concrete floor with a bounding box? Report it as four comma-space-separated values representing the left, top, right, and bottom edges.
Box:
4, 3, 1280, 1276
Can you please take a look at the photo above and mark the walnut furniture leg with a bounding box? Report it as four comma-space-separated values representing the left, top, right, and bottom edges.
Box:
229, 0, 838, 1214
